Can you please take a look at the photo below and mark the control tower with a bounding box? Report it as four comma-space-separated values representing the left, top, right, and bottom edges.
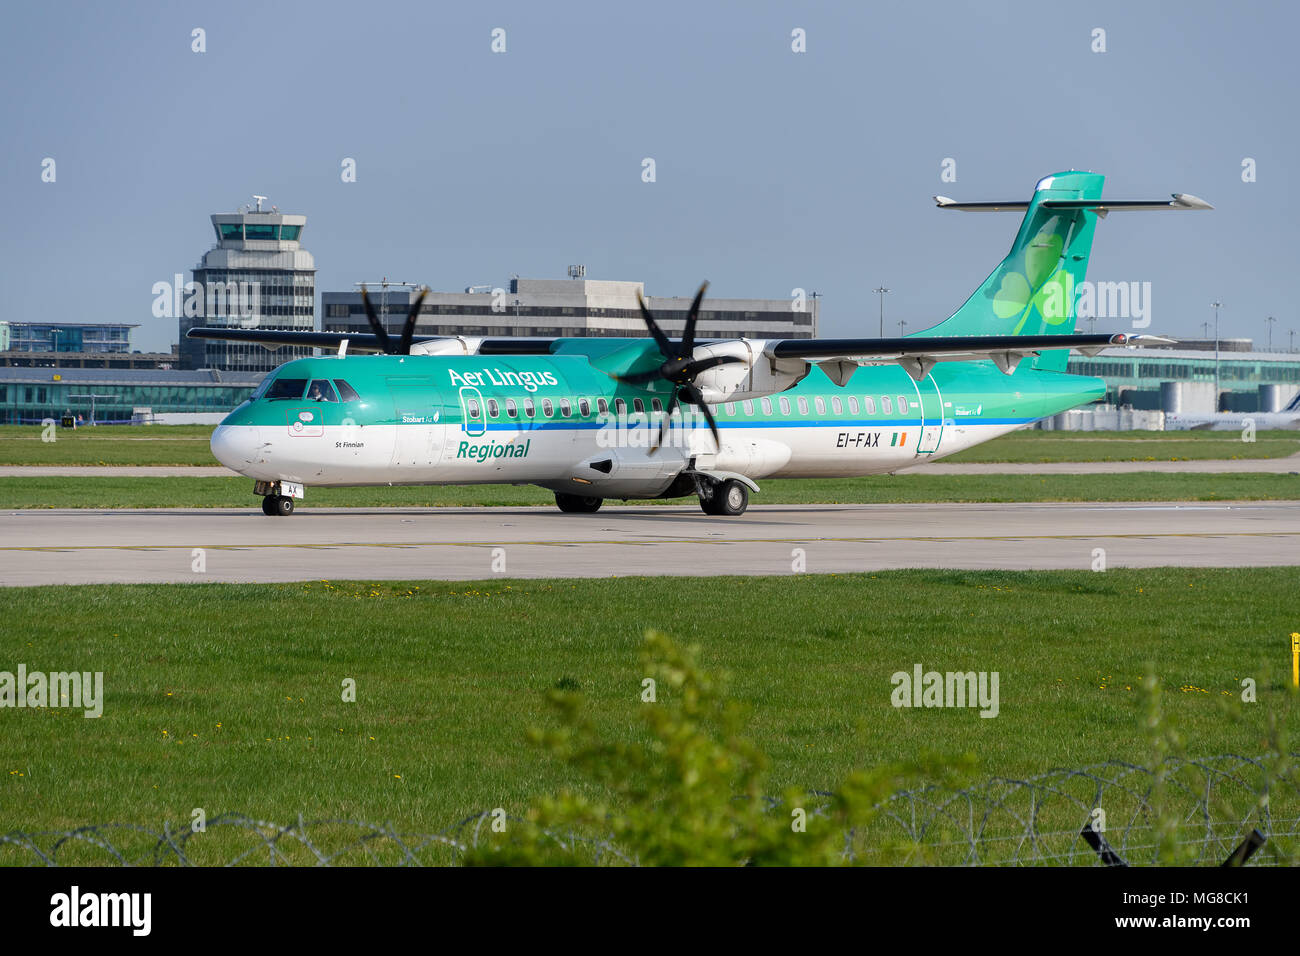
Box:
179, 197, 316, 371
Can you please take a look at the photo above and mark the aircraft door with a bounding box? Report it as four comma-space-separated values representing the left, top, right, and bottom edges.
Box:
388, 378, 446, 468
915, 375, 948, 455
457, 385, 486, 439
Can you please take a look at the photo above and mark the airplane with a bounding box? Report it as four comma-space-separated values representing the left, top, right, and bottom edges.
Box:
194, 171, 1211, 517
1165, 391, 1300, 431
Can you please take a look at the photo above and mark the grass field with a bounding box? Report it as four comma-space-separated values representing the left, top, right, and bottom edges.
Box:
2, 568, 1296, 857
1, 471, 1297, 509
944, 429, 1300, 463
2, 424, 1296, 467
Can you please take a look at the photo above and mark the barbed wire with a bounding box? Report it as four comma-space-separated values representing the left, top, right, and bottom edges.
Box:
3, 753, 1295, 866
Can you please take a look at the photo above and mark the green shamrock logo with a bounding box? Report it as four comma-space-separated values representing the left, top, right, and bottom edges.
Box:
990, 220, 1073, 333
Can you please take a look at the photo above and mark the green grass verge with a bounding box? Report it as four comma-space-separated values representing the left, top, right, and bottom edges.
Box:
1, 472, 1297, 509
2, 424, 1296, 466
2, 569, 1295, 847
0, 425, 215, 465
942, 429, 1300, 463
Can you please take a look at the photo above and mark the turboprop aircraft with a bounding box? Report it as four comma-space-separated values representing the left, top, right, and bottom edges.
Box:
195, 171, 1211, 517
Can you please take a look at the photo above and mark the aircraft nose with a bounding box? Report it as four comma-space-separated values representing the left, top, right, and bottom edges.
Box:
210, 424, 255, 471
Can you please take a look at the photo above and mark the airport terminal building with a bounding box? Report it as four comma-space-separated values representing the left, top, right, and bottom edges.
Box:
321, 276, 818, 341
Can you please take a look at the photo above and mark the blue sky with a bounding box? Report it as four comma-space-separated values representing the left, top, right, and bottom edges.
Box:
2, 0, 1295, 353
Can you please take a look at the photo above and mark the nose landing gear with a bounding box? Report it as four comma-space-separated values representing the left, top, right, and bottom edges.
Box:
254, 480, 301, 516
261, 495, 294, 516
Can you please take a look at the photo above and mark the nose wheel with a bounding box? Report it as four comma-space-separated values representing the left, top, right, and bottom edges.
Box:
261, 495, 294, 516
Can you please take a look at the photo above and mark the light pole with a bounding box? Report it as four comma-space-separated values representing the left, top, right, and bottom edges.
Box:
1266, 315, 1276, 349
874, 286, 890, 337
1211, 301, 1222, 409
1200, 321, 1210, 339
898, 318, 908, 337
69, 392, 112, 426
353, 278, 420, 338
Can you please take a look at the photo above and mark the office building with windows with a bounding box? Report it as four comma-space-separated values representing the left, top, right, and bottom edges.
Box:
321, 276, 817, 341
179, 200, 315, 372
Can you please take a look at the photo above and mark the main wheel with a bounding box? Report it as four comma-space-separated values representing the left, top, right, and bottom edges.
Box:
555, 492, 603, 514
263, 495, 294, 516
700, 479, 748, 516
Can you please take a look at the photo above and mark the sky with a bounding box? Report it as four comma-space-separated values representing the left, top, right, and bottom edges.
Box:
2, 0, 1296, 354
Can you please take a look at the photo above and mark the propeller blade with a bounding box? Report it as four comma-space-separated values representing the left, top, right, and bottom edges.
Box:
359, 285, 393, 353
679, 353, 745, 378
397, 286, 429, 355
613, 367, 667, 386
697, 400, 722, 450
681, 281, 708, 355
650, 389, 680, 454
635, 291, 675, 357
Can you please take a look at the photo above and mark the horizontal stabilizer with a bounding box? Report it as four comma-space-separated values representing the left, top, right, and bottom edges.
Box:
935, 193, 1212, 213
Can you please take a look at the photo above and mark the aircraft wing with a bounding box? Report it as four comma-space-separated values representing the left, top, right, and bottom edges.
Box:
762, 332, 1172, 383
184, 327, 554, 355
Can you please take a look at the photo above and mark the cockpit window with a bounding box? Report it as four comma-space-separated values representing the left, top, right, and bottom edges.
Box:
251, 374, 274, 401
265, 378, 307, 400
335, 379, 361, 402
307, 379, 338, 402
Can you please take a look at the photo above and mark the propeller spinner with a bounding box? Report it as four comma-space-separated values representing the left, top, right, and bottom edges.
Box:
615, 281, 745, 452
360, 284, 430, 354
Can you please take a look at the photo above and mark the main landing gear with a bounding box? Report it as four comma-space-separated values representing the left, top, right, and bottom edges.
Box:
555, 492, 603, 513
698, 478, 748, 517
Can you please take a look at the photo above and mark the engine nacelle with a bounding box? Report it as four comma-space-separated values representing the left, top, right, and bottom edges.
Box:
408, 337, 484, 356
690, 339, 810, 403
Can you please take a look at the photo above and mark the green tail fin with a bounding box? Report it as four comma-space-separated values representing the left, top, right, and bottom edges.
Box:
923, 171, 1103, 372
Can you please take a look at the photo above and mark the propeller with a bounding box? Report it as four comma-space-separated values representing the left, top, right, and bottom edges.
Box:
615, 281, 745, 452
360, 284, 430, 354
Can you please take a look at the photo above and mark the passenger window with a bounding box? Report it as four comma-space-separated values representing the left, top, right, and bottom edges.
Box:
864, 396, 876, 414
506, 399, 518, 418
597, 398, 608, 414
334, 379, 361, 403
724, 403, 735, 416
651, 398, 663, 413
542, 399, 553, 417
523, 398, 535, 418
882, 396, 893, 414
779, 397, 791, 415
814, 397, 826, 414
265, 378, 307, 400
614, 398, 627, 414
487, 399, 499, 417
560, 399, 571, 417
797, 397, 809, 415
761, 397, 772, 415
579, 398, 591, 416
848, 396, 859, 414
307, 380, 338, 402
742, 400, 754, 415
898, 395, 909, 413
831, 397, 843, 415
633, 398, 644, 414
466, 399, 481, 419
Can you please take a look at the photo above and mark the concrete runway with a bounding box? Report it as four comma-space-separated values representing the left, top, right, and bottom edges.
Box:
2, 501, 1297, 586
2, 455, 1298, 477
